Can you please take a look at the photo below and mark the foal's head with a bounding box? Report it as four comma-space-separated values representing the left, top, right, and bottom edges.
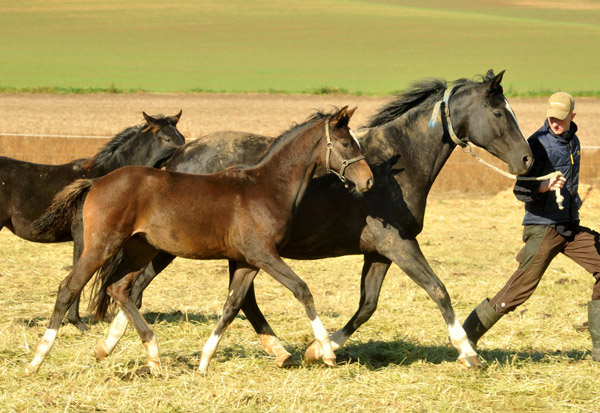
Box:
322, 106, 373, 193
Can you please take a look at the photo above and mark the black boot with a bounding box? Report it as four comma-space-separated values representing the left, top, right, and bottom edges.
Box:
588, 300, 600, 362
462, 299, 502, 348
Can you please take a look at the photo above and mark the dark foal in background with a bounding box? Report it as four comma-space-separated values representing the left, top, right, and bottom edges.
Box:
27, 107, 373, 374
0, 111, 186, 330
91, 70, 533, 368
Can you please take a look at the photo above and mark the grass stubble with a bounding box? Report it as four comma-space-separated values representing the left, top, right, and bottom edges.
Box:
2, 185, 600, 411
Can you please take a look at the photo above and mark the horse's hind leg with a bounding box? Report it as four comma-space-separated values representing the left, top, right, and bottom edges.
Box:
25, 248, 108, 374
66, 215, 88, 332
95, 251, 176, 360
198, 261, 259, 375
305, 252, 391, 363
249, 248, 336, 367
94, 240, 159, 370
230, 260, 298, 368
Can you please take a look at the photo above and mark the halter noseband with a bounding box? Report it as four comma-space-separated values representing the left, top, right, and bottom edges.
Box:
324, 118, 365, 183
427, 86, 467, 148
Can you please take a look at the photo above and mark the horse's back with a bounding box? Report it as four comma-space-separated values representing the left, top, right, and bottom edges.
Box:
0, 156, 89, 240
167, 131, 273, 174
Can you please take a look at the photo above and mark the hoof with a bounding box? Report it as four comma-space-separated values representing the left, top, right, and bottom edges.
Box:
304, 340, 323, 364
275, 353, 299, 368
147, 358, 161, 372
70, 320, 89, 333
458, 353, 484, 368
94, 340, 109, 361
196, 368, 208, 377
322, 357, 337, 368
25, 363, 39, 375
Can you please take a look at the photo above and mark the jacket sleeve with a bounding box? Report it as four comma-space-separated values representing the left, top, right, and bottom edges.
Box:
513, 139, 545, 203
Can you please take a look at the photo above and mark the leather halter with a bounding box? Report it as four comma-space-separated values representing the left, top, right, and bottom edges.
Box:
427, 86, 467, 148
324, 118, 365, 183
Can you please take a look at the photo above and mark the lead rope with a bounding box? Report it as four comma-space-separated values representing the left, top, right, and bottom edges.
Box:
429, 87, 564, 210
464, 144, 564, 210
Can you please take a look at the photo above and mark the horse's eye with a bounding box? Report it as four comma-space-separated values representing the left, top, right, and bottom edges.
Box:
165, 138, 172, 142
493, 111, 502, 118
342, 142, 351, 148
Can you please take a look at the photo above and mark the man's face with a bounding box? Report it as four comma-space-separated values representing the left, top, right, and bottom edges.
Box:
548, 112, 575, 135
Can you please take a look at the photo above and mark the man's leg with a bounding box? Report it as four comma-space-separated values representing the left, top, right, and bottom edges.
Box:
463, 225, 564, 346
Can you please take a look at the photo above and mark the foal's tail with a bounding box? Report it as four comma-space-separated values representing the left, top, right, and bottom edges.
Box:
89, 250, 124, 320
32, 179, 94, 236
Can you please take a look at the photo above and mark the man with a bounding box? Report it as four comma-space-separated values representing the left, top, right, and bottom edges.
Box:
462, 92, 600, 361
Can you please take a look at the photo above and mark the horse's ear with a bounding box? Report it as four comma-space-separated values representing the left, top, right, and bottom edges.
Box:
143, 111, 157, 125
332, 106, 350, 128
486, 70, 505, 93
171, 109, 183, 124
347, 107, 357, 119
485, 69, 495, 81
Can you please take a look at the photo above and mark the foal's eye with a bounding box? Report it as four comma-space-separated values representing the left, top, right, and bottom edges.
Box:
493, 111, 502, 118
342, 142, 351, 148
164, 137, 172, 142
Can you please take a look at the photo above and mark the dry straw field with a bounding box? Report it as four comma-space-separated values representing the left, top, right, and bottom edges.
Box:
2, 94, 600, 411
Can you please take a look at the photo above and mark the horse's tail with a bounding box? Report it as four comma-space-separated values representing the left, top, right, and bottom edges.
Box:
89, 250, 124, 320
32, 179, 94, 236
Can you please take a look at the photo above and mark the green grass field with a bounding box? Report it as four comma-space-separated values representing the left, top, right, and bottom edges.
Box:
1, 0, 599, 95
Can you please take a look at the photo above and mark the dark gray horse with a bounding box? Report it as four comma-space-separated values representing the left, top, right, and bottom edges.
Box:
81, 71, 533, 367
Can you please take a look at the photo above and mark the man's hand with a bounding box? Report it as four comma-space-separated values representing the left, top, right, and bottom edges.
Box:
539, 172, 566, 193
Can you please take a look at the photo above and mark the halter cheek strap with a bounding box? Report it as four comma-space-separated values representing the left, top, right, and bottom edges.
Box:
428, 86, 467, 148
325, 118, 366, 183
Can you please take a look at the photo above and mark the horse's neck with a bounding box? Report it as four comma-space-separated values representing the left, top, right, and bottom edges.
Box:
365, 108, 455, 191
89, 135, 149, 175
251, 124, 322, 208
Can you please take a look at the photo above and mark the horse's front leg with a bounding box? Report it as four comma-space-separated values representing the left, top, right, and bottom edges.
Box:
305, 252, 391, 363
230, 260, 298, 368
365, 216, 482, 368
251, 248, 336, 367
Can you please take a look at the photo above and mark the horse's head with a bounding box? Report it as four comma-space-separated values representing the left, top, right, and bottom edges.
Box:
324, 106, 374, 192
449, 70, 533, 175
141, 110, 186, 148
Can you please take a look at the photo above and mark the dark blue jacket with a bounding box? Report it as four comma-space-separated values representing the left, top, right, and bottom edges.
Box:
513, 120, 581, 226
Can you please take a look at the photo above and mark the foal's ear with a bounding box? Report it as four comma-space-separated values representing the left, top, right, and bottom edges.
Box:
170, 109, 183, 125
143, 111, 157, 125
486, 69, 505, 93
332, 106, 357, 128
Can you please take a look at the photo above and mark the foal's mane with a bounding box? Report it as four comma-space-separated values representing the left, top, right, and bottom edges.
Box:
366, 76, 491, 128
84, 114, 174, 171
254, 108, 339, 164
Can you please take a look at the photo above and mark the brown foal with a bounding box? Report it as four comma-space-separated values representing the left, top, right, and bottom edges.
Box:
26, 107, 373, 374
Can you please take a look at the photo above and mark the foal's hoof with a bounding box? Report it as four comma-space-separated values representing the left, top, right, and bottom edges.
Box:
304, 340, 324, 364
458, 353, 484, 368
147, 358, 161, 372
94, 340, 110, 361
275, 353, 299, 368
322, 357, 337, 368
24, 363, 39, 375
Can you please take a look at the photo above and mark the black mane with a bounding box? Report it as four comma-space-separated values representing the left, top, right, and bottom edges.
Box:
366, 76, 492, 128
86, 114, 174, 171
